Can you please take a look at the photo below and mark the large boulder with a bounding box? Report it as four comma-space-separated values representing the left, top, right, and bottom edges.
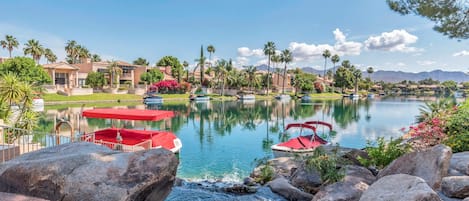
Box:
0, 142, 178, 201
267, 177, 313, 201
343, 165, 376, 185
450, 152, 469, 176
377, 144, 452, 189
290, 165, 322, 194
313, 181, 368, 201
441, 176, 469, 198
360, 174, 440, 201
0, 192, 49, 201
251, 157, 301, 180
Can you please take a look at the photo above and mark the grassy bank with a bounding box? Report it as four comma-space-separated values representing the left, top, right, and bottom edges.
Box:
43, 92, 343, 104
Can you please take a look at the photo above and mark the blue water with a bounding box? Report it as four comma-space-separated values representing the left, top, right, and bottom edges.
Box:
40, 97, 423, 181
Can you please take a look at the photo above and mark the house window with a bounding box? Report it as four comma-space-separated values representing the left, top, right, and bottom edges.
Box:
55, 73, 68, 85
78, 79, 86, 86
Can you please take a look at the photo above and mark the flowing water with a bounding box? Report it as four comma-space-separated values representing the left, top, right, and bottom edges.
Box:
37, 96, 434, 200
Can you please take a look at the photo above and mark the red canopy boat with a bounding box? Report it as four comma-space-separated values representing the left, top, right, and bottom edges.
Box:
271, 121, 331, 157
81, 109, 182, 153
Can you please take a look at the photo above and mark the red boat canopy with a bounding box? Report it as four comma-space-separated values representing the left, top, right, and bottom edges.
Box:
82, 109, 174, 121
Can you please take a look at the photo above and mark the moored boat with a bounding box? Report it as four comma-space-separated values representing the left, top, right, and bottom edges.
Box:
271, 121, 331, 157
81, 108, 182, 153
301, 95, 312, 102
275, 94, 291, 101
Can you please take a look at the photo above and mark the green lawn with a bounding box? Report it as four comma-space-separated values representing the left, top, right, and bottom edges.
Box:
43, 93, 142, 102
309, 93, 343, 98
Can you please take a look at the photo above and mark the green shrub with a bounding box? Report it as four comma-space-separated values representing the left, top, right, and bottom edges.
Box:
253, 157, 275, 184
443, 104, 469, 152
358, 137, 410, 169
305, 147, 344, 184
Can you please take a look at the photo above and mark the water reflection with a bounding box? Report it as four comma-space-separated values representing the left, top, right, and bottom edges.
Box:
38, 97, 428, 180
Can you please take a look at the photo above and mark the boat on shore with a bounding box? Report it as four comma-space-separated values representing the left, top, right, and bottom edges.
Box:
271, 121, 331, 157
239, 94, 255, 101
301, 95, 312, 102
275, 94, 291, 101
81, 108, 182, 153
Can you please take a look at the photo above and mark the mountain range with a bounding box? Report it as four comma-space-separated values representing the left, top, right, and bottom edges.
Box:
252, 65, 469, 83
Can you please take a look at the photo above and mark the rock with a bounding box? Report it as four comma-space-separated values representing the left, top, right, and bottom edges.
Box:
464, 197, 469, 201
360, 174, 440, 201
450, 152, 469, 176
442, 176, 469, 198
223, 184, 258, 194
449, 168, 466, 176
377, 144, 452, 189
0, 192, 49, 201
0, 142, 178, 201
344, 165, 376, 185
267, 177, 313, 201
243, 177, 256, 186
313, 181, 368, 201
290, 164, 322, 194
251, 157, 301, 179
343, 149, 370, 166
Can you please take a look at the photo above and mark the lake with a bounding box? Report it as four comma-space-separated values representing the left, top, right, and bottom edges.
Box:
38, 96, 428, 181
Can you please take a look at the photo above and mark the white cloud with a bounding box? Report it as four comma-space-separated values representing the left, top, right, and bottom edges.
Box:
417, 60, 436, 66
237, 47, 264, 57
289, 28, 362, 62
453, 50, 469, 57
364, 29, 421, 53
236, 56, 249, 66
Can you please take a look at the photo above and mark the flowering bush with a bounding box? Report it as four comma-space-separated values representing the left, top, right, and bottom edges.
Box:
314, 81, 324, 93
407, 118, 446, 145
149, 80, 186, 94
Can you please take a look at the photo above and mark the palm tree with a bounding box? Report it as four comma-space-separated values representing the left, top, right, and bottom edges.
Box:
0, 35, 19, 58
322, 49, 331, 81
271, 53, 281, 86
245, 65, 258, 91
65, 40, 78, 64
44, 48, 57, 63
207, 45, 215, 65
367, 66, 374, 80
280, 49, 292, 94
23, 39, 44, 63
77, 45, 90, 63
183, 60, 189, 81
91, 54, 101, 62
107, 61, 122, 89
0, 73, 23, 116
195, 45, 206, 86
352, 66, 362, 94
331, 54, 340, 74
263, 41, 276, 96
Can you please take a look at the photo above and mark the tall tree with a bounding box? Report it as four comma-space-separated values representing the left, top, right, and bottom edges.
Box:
195, 45, 206, 86
244, 65, 258, 91
0, 35, 19, 58
76, 45, 90, 63
157, 56, 183, 83
140, 68, 163, 84
207, 45, 215, 65
341, 60, 351, 69
23, 39, 44, 63
107, 61, 122, 88
334, 66, 353, 93
387, 0, 468, 40
183, 60, 189, 81
271, 53, 281, 85
91, 54, 101, 62
280, 49, 292, 94
0, 57, 51, 84
263, 41, 276, 96
65, 40, 78, 64
322, 49, 331, 80
133, 57, 149, 66
352, 66, 362, 94
331, 54, 340, 73
44, 48, 57, 63
366, 66, 374, 80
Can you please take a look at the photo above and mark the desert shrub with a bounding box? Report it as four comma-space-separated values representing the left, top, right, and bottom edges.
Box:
358, 137, 410, 169
305, 147, 344, 184
443, 104, 469, 152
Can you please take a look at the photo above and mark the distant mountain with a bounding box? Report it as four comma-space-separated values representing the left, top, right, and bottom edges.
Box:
368, 70, 469, 83
253, 65, 469, 82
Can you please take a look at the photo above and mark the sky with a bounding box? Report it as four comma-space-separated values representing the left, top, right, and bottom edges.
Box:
0, 0, 468, 73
